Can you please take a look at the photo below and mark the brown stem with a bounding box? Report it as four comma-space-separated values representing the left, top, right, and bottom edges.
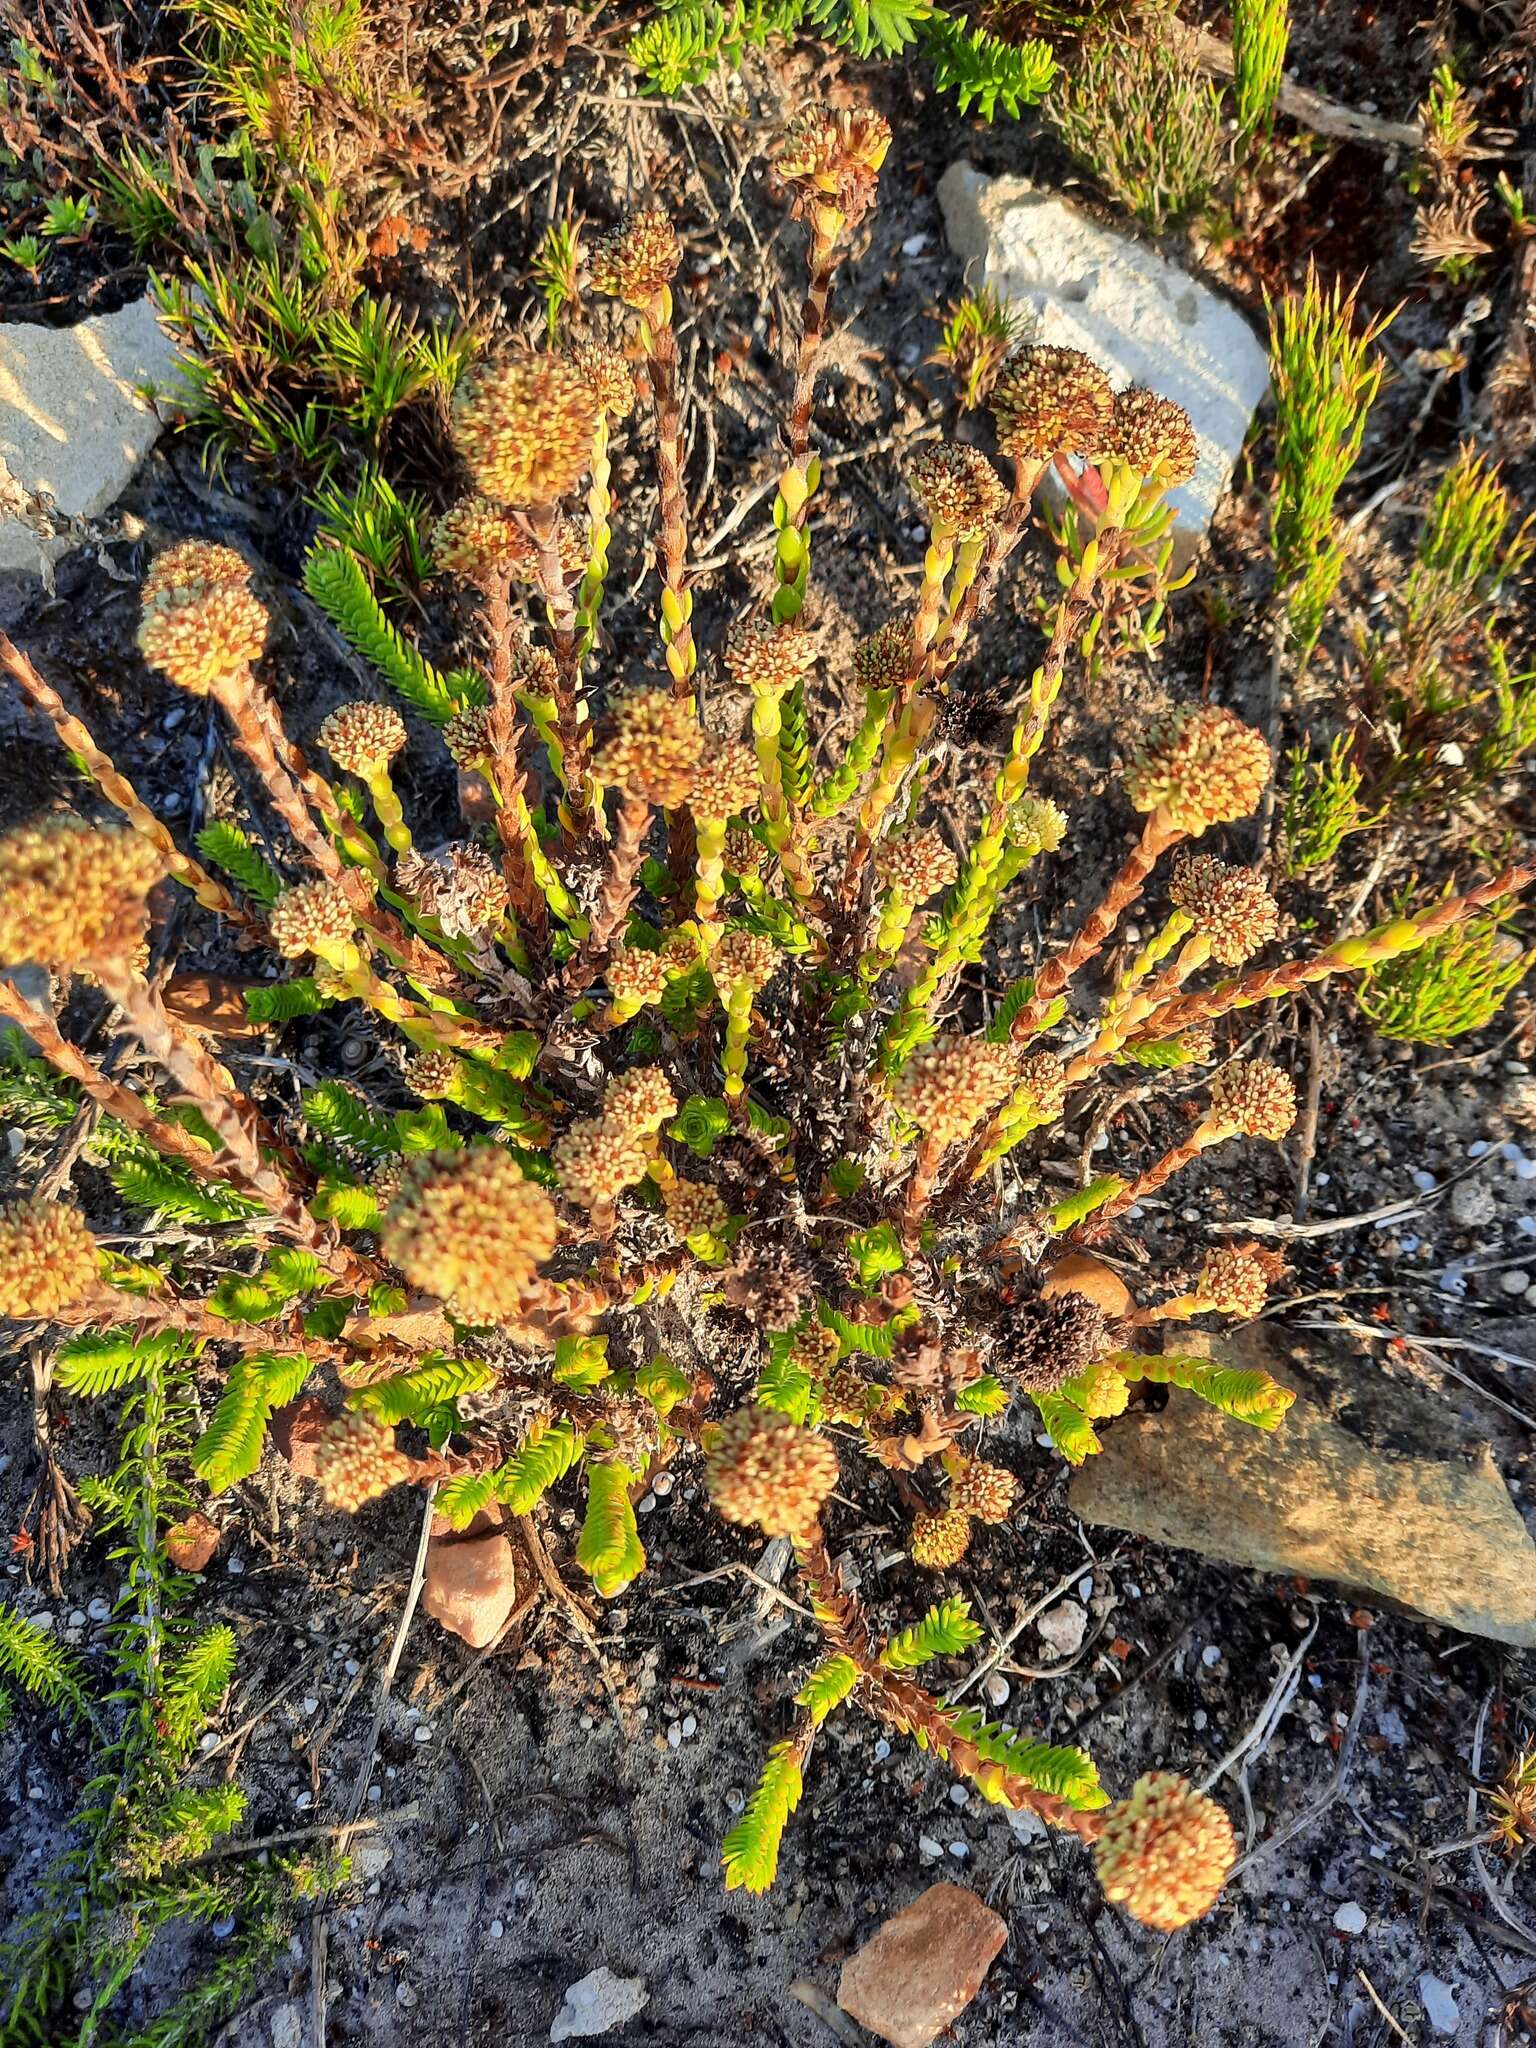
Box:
92, 962, 337, 1259
901, 1132, 948, 1238
1074, 1131, 1214, 1244
0, 634, 261, 936
526, 504, 597, 837
558, 791, 652, 1006
794, 1527, 1105, 1844
0, 977, 261, 1193
787, 224, 840, 471
481, 569, 548, 946
1127, 859, 1536, 1045
644, 306, 695, 695
1010, 812, 1184, 1042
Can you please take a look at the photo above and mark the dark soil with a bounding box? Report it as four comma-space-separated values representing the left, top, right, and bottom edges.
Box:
2, 6, 1535, 2046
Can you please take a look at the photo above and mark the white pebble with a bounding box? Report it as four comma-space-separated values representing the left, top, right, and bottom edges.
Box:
947, 1841, 969, 1860
1418, 1975, 1458, 2035
87, 1598, 111, 1622
725, 1787, 746, 1814
68, 1610, 86, 1629
1201, 1645, 1222, 1667
1411, 1170, 1436, 1193
652, 1471, 674, 1497
667, 1724, 682, 1749
413, 1725, 432, 1744
226, 1557, 244, 1576
873, 1739, 891, 1761
901, 233, 929, 256
301, 1697, 319, 1717
395, 1982, 417, 2009
1333, 1902, 1366, 1935
918, 1834, 944, 1862
1501, 1270, 1531, 1295
681, 1714, 697, 1738
948, 1784, 969, 1807
636, 1494, 656, 1515
490, 1919, 504, 1939
983, 1674, 1011, 1709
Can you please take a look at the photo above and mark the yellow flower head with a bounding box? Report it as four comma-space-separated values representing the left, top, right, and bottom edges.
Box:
592, 689, 702, 808
450, 351, 598, 508
0, 817, 162, 969
1107, 388, 1199, 487
689, 738, 760, 821
1124, 704, 1271, 835
889, 1035, 1018, 1149
0, 1198, 99, 1317
909, 442, 1009, 540
705, 1405, 838, 1540
588, 209, 682, 310
991, 346, 1114, 461
382, 1147, 560, 1322
1205, 1060, 1298, 1142
1170, 853, 1280, 965
1093, 1772, 1236, 1932
269, 881, 356, 962
317, 701, 407, 778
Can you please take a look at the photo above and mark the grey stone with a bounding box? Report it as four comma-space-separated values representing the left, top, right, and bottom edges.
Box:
549, 1967, 649, 2041
1418, 1974, 1458, 2035
1070, 1325, 1536, 1647
0, 296, 182, 576
937, 164, 1269, 556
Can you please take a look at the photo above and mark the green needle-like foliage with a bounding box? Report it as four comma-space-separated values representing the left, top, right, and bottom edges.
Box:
881, 1596, 984, 1670
1266, 267, 1393, 661
1231, 0, 1289, 141
1356, 911, 1535, 1045
722, 1738, 804, 1893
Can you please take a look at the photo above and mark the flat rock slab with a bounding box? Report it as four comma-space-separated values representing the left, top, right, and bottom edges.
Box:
837, 1881, 1007, 2048
938, 164, 1268, 555
0, 295, 181, 575
549, 1967, 648, 2041
1070, 1325, 1536, 1647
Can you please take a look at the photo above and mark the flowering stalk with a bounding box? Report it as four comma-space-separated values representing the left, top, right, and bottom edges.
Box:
469, 578, 553, 946
576, 412, 615, 665
525, 501, 598, 837
1120, 861, 1536, 1045
0, 635, 257, 932
811, 684, 893, 818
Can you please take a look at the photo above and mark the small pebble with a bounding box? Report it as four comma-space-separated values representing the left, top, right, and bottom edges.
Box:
725, 1787, 746, 1814
395, 1983, 417, 2009
490, 1919, 504, 1939
948, 1784, 969, 1807
68, 1610, 86, 1629
1500, 1270, 1530, 1295
1418, 1975, 1458, 2036
413, 1725, 433, 1744
1201, 1645, 1222, 1667
947, 1841, 969, 1860
983, 1673, 1011, 1709
667, 1724, 682, 1749
901, 232, 929, 255
681, 1714, 697, 1738
226, 1557, 244, 1576
918, 1834, 944, 1861
1411, 1169, 1436, 1193
1333, 1902, 1367, 1936
652, 1471, 674, 1497
87, 1598, 111, 1622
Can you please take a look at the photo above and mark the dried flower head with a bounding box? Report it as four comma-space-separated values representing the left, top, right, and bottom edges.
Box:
370, 1159, 406, 1211
1004, 1288, 1113, 1394
1170, 854, 1280, 965
770, 106, 891, 225
450, 351, 598, 508
588, 208, 682, 309
592, 689, 702, 808
948, 1457, 1018, 1525
910, 1507, 973, 1569
705, 1405, 838, 1540
991, 346, 1115, 461
1094, 1772, 1237, 1932
553, 1115, 649, 1211
397, 843, 509, 940
138, 577, 270, 696
312, 1410, 416, 1514
1195, 1245, 1273, 1317
689, 739, 760, 820
604, 946, 669, 1010
1124, 704, 1271, 836
0, 1198, 99, 1317
665, 1179, 729, 1242
1107, 388, 1199, 487
568, 338, 637, 420
318, 700, 407, 778
889, 1036, 1018, 1149
909, 443, 1009, 540
382, 1147, 560, 1322
723, 1254, 808, 1330
853, 618, 915, 694
403, 1048, 459, 1100
269, 881, 356, 962
712, 928, 779, 991
876, 828, 959, 904
603, 1064, 678, 1138
442, 704, 494, 768
1205, 1060, 1297, 1142
0, 817, 163, 969
724, 617, 817, 698
141, 540, 252, 603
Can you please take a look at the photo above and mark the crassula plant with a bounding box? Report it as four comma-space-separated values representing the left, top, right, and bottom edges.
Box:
1, 106, 1530, 1924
